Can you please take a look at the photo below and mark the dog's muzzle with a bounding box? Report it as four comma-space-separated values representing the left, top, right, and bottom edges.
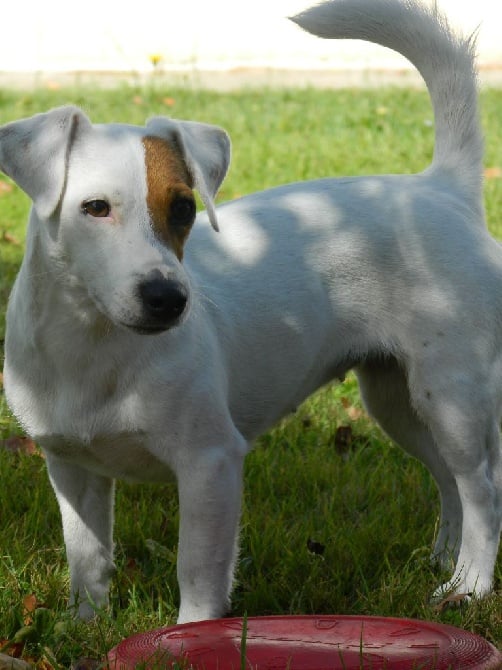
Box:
136, 272, 189, 333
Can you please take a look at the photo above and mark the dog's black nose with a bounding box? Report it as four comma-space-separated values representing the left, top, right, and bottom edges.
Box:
138, 274, 188, 329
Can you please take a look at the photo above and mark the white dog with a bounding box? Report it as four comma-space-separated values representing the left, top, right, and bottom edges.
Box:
1, 0, 498, 624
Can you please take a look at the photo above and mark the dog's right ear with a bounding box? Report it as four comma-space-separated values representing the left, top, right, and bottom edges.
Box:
146, 117, 231, 232
0, 105, 90, 220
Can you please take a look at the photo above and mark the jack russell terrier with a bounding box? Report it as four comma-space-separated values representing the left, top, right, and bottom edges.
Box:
1, 0, 498, 623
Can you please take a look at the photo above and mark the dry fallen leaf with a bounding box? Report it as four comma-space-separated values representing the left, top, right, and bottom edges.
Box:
33, 660, 53, 670
340, 397, 365, 421
0, 641, 24, 659
347, 406, 364, 421
22, 595, 39, 626
0, 182, 13, 195
433, 592, 471, 613
484, 166, 502, 179
2, 231, 21, 245
124, 557, 142, 580
2, 436, 39, 456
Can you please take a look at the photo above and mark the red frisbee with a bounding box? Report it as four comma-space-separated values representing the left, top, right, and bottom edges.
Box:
108, 614, 502, 669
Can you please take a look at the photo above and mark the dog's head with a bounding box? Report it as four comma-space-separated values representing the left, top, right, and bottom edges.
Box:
0, 106, 231, 334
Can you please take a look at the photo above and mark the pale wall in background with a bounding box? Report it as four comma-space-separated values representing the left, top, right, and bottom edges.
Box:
1, 0, 501, 73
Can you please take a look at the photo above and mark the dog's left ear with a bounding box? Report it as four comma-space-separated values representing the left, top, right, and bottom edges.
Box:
0, 105, 91, 220
146, 117, 231, 231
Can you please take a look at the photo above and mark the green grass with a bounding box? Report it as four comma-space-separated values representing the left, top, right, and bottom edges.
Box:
1, 82, 502, 667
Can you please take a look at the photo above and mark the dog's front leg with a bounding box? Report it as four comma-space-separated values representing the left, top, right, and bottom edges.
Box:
45, 454, 115, 619
175, 440, 246, 623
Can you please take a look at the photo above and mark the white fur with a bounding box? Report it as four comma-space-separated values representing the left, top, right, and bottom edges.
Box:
2, 0, 499, 624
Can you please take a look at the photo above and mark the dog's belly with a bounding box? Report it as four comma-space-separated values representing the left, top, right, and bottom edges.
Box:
40, 431, 174, 483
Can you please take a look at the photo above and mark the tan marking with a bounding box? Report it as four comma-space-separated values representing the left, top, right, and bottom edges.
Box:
143, 136, 195, 260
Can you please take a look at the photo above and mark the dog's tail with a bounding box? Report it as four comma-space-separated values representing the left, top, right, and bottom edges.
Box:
291, 0, 483, 205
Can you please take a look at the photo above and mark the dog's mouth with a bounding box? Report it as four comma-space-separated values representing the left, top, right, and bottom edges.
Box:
120, 307, 188, 335
125, 321, 180, 336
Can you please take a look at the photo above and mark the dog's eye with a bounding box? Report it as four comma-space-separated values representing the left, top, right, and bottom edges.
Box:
170, 197, 196, 228
81, 199, 111, 218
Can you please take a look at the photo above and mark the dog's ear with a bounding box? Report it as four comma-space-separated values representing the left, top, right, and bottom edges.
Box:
146, 117, 231, 231
0, 105, 90, 220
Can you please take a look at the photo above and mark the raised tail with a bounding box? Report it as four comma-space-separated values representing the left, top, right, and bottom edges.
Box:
291, 0, 483, 206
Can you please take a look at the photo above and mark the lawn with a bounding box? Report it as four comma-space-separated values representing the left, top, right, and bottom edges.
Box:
1, 82, 502, 667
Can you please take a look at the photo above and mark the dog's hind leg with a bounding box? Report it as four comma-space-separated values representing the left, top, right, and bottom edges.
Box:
356, 357, 461, 569
406, 361, 502, 599
45, 455, 115, 619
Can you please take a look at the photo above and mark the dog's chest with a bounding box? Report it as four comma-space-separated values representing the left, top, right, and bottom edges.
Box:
41, 430, 173, 482
12, 363, 175, 482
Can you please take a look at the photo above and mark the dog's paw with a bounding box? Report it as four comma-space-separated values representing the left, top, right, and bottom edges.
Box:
431, 561, 495, 606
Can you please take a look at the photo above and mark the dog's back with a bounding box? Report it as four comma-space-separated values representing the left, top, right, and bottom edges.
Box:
186, 0, 492, 439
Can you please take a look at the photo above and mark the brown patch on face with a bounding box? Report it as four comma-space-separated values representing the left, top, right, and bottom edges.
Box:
143, 136, 195, 260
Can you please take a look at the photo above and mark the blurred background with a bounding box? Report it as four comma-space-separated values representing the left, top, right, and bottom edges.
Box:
1, 0, 501, 86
